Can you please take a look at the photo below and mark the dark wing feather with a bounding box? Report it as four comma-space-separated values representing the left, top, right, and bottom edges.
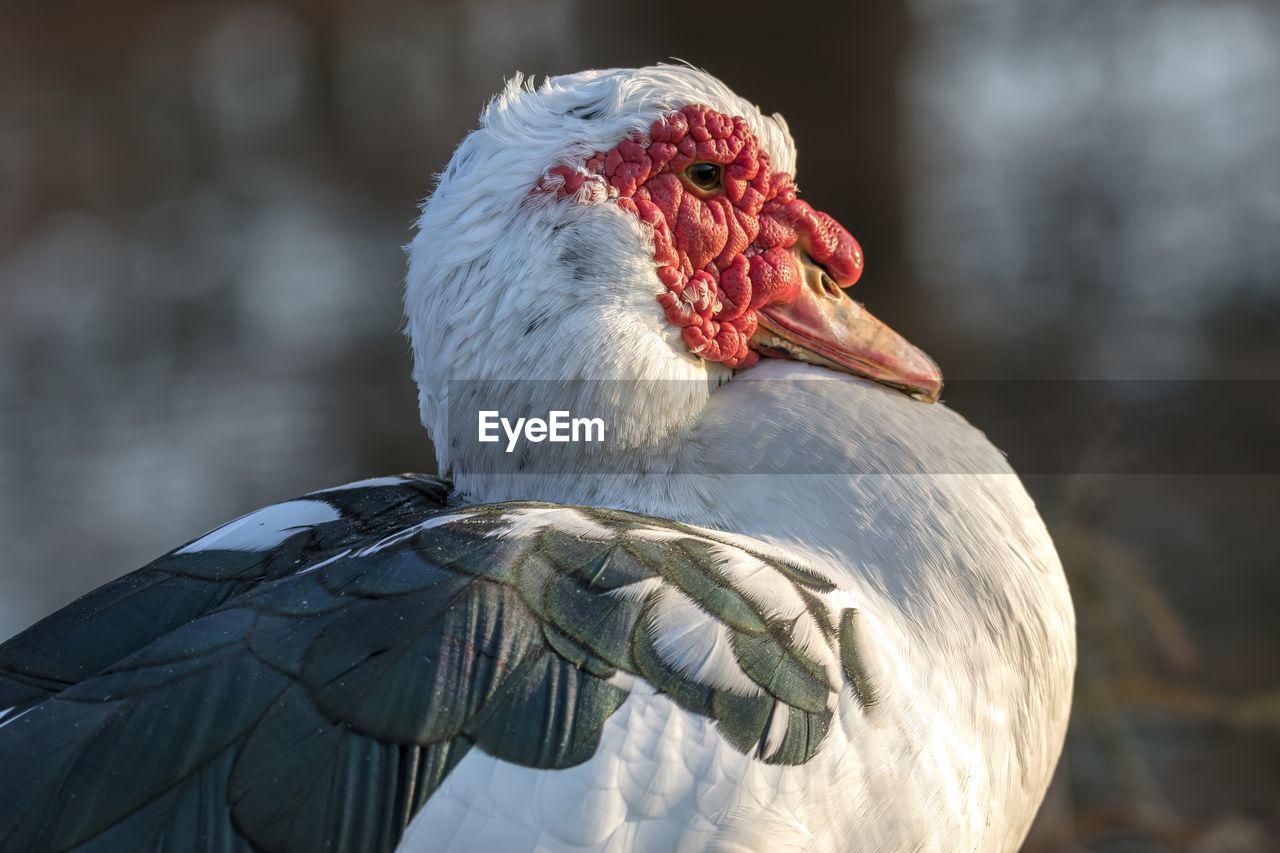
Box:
0, 475, 452, 714
0, 476, 871, 853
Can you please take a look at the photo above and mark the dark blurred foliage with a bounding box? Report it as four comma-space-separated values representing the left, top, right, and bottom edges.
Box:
0, 1, 1277, 850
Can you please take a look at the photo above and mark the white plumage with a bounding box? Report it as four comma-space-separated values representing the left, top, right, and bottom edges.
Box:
397, 65, 1076, 852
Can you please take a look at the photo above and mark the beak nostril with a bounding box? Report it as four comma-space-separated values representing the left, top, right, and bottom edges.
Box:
819, 272, 843, 300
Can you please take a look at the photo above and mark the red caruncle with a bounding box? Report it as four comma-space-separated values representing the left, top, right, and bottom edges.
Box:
541, 104, 864, 368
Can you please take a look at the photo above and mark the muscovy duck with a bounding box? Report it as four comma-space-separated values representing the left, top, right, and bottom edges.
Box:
0, 65, 1074, 853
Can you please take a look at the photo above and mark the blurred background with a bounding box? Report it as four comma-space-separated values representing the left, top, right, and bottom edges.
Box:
1, 0, 1277, 849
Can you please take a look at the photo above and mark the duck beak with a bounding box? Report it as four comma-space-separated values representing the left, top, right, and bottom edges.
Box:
750, 255, 943, 403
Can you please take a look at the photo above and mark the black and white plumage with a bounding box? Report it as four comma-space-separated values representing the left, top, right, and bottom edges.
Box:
0, 476, 870, 851
0, 65, 1074, 852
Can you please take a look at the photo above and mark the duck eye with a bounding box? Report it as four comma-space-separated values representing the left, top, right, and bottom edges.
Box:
684, 162, 722, 193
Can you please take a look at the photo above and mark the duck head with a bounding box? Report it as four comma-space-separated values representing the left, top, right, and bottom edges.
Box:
406, 65, 941, 476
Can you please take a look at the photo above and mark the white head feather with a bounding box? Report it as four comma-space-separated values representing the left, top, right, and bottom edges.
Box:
404, 65, 797, 478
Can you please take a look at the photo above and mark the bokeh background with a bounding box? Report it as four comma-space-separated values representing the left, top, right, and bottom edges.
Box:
1, 1, 1277, 849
